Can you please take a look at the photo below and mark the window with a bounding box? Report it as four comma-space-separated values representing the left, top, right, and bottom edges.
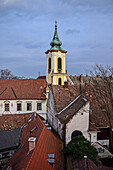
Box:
58, 78, 62, 85
5, 103, 9, 111
48, 58, 51, 72
27, 103, 32, 111
58, 57, 62, 71
17, 103, 21, 111
37, 103, 42, 110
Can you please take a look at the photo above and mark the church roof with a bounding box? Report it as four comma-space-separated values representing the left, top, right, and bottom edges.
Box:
52, 85, 79, 113
0, 78, 46, 100
57, 95, 88, 124
45, 21, 67, 54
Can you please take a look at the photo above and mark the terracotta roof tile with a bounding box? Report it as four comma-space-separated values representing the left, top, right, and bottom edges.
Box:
0, 113, 32, 131
0, 79, 46, 100
67, 156, 107, 170
6, 113, 64, 170
69, 75, 113, 128
52, 85, 79, 112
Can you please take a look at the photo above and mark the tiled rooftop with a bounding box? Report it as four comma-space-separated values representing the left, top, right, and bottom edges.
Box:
57, 95, 88, 123
0, 113, 32, 131
0, 78, 46, 100
67, 155, 108, 170
69, 75, 113, 128
52, 85, 79, 112
6, 113, 64, 170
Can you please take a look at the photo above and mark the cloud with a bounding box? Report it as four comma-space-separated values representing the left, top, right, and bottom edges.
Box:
15, 40, 46, 49
66, 29, 80, 34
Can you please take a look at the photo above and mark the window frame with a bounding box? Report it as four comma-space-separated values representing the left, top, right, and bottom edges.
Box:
58, 77, 62, 85
17, 103, 22, 111
48, 58, 51, 73
37, 103, 42, 111
4, 103, 9, 112
27, 103, 32, 111
58, 57, 62, 72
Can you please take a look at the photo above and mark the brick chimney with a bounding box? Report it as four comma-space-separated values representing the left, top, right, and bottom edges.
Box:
80, 74, 83, 84
28, 137, 36, 152
64, 81, 68, 88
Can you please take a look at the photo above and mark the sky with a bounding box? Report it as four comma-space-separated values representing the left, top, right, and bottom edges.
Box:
0, 0, 113, 78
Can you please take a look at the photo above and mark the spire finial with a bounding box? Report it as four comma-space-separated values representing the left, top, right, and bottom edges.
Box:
55, 20, 57, 32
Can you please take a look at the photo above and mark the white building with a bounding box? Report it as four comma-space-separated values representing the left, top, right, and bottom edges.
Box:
0, 77, 47, 119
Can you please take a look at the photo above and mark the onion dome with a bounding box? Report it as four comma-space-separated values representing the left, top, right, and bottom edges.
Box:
45, 21, 67, 54
50, 21, 62, 50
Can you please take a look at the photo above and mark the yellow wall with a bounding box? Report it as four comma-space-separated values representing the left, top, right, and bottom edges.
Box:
46, 51, 67, 85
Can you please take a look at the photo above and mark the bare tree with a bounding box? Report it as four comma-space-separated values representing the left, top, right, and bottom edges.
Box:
88, 64, 113, 151
0, 69, 24, 79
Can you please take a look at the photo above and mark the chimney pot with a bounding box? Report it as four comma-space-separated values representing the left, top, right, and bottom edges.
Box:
28, 137, 36, 152
80, 74, 84, 86
64, 81, 68, 88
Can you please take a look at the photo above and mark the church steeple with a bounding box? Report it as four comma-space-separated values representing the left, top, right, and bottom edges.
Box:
45, 21, 68, 85
50, 21, 62, 50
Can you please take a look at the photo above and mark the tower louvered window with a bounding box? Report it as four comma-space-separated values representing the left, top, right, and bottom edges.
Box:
58, 58, 62, 72
48, 58, 51, 73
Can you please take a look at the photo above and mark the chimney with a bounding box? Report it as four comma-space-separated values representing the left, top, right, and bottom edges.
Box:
80, 74, 83, 84
64, 81, 68, 88
28, 137, 36, 152
80, 74, 83, 94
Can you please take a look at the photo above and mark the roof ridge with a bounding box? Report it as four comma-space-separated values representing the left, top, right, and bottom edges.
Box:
58, 94, 82, 115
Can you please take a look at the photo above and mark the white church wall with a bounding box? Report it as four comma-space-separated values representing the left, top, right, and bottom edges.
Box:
90, 132, 97, 143
65, 102, 90, 144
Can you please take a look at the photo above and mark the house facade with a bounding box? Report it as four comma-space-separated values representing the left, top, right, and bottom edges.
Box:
47, 85, 98, 144
0, 78, 47, 119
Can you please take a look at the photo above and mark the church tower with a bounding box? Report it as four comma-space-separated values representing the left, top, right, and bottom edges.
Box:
45, 21, 67, 85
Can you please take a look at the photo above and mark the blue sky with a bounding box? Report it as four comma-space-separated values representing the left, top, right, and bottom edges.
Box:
0, 0, 113, 78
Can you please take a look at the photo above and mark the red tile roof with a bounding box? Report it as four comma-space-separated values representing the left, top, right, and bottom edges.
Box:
0, 113, 32, 131
67, 156, 107, 170
52, 85, 79, 112
0, 79, 46, 100
69, 75, 113, 128
6, 113, 64, 170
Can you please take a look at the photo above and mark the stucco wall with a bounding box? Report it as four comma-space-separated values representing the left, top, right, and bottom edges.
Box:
0, 99, 46, 119
65, 102, 90, 144
47, 87, 58, 130
90, 132, 97, 143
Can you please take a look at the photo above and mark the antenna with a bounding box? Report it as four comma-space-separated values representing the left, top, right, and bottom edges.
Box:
38, 72, 40, 77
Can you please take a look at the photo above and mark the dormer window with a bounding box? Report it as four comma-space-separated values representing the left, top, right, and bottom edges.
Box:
58, 57, 62, 72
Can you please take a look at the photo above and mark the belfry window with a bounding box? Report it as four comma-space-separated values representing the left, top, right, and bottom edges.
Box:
58, 78, 62, 85
58, 58, 62, 71
48, 58, 51, 72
